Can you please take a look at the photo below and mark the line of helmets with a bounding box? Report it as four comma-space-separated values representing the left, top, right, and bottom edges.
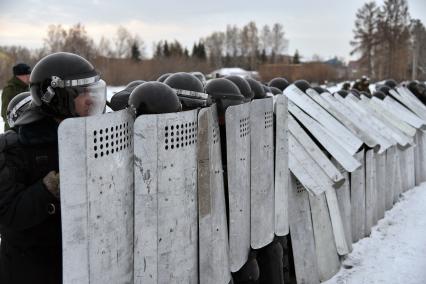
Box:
6, 52, 426, 128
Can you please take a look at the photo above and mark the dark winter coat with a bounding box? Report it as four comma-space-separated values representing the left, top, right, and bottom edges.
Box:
0, 117, 62, 284
1, 76, 29, 131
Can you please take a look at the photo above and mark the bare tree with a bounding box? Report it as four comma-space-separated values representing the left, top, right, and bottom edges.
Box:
410, 19, 426, 80
240, 21, 259, 69
44, 24, 67, 53
378, 0, 411, 79
260, 24, 272, 59
350, 1, 380, 78
97, 36, 113, 57
271, 23, 287, 63
205, 31, 225, 67
62, 23, 96, 60
225, 25, 240, 65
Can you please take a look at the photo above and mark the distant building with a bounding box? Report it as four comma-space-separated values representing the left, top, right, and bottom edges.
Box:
208, 67, 260, 80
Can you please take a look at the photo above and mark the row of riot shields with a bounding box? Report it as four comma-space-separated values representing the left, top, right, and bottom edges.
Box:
58, 96, 288, 284
57, 82, 426, 284
284, 83, 426, 283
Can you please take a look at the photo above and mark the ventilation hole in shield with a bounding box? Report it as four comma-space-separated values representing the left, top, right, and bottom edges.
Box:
165, 145, 169, 150
176, 124, 179, 129
95, 153, 98, 158
94, 138, 97, 143
165, 132, 168, 137
106, 143, 109, 148
111, 141, 114, 146
106, 150, 109, 155
181, 143, 184, 147
101, 152, 104, 157
94, 130, 97, 136
171, 125, 174, 130
176, 144, 180, 148
100, 144, 103, 149
105, 128, 108, 133
111, 149, 114, 154
171, 138, 174, 143
94, 146, 97, 151
105, 135, 109, 141
171, 132, 174, 136
100, 137, 103, 142
100, 129, 103, 134
165, 126, 168, 131
171, 145, 174, 149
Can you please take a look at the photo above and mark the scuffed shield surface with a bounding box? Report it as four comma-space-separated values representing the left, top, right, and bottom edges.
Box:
133, 109, 198, 284
250, 98, 275, 249
197, 106, 231, 284
225, 103, 251, 272
59, 110, 134, 284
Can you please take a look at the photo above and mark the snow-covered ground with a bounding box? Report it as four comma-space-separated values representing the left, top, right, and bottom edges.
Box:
324, 184, 426, 284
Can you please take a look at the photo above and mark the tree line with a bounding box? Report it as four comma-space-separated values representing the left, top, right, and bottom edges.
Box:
351, 0, 426, 81
0, 21, 288, 87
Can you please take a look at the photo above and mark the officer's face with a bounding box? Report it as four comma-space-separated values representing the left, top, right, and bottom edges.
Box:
74, 92, 93, 117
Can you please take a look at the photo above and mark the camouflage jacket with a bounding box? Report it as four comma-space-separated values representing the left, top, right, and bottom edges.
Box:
1, 76, 29, 131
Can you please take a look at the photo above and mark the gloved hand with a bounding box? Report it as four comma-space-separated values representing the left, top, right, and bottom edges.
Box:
43, 171, 60, 199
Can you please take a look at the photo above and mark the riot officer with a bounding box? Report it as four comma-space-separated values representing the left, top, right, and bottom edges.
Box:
0, 52, 107, 284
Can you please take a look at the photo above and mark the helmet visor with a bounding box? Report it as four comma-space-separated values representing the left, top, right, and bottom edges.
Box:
72, 79, 106, 117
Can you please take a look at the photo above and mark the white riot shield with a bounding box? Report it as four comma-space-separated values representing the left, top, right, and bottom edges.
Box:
405, 146, 416, 189
197, 106, 231, 284
399, 146, 413, 192
288, 102, 361, 173
394, 87, 426, 121
375, 151, 386, 221
365, 149, 377, 236
288, 132, 332, 196
308, 193, 340, 282
284, 85, 363, 155
414, 131, 422, 185
133, 109, 198, 284
250, 98, 275, 249
289, 174, 320, 284
337, 94, 411, 147
385, 147, 398, 210
307, 90, 385, 152
288, 116, 344, 186
274, 96, 289, 236
59, 110, 134, 284
418, 130, 426, 183
382, 96, 426, 130
225, 103, 251, 272
350, 149, 366, 243
331, 158, 353, 253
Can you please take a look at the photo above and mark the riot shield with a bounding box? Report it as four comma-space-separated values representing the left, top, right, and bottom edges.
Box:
382, 96, 426, 130
385, 147, 398, 210
365, 149, 378, 235
288, 174, 320, 284
307, 90, 385, 152
284, 85, 363, 155
59, 110, 134, 283
274, 95, 289, 236
308, 192, 340, 282
350, 149, 366, 242
331, 158, 353, 253
250, 97, 275, 249
375, 151, 387, 221
225, 103, 251, 272
133, 109, 198, 284
288, 102, 361, 173
288, 115, 344, 187
197, 106, 231, 284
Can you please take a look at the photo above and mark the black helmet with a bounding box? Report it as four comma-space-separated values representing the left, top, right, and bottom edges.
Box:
205, 78, 245, 117
164, 72, 210, 109
384, 79, 398, 89
125, 80, 145, 89
30, 52, 106, 118
268, 77, 289, 91
128, 82, 181, 116
294, 80, 311, 93
349, 89, 361, 99
269, 86, 283, 95
190, 71, 207, 86
313, 86, 328, 94
372, 91, 386, 100
262, 84, 273, 95
110, 84, 141, 111
6, 92, 44, 128
360, 91, 372, 98
336, 90, 349, 98
225, 75, 253, 102
157, 73, 172, 82
246, 78, 266, 99
378, 85, 391, 96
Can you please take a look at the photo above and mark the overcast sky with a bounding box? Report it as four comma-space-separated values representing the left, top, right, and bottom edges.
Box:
0, 0, 425, 61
